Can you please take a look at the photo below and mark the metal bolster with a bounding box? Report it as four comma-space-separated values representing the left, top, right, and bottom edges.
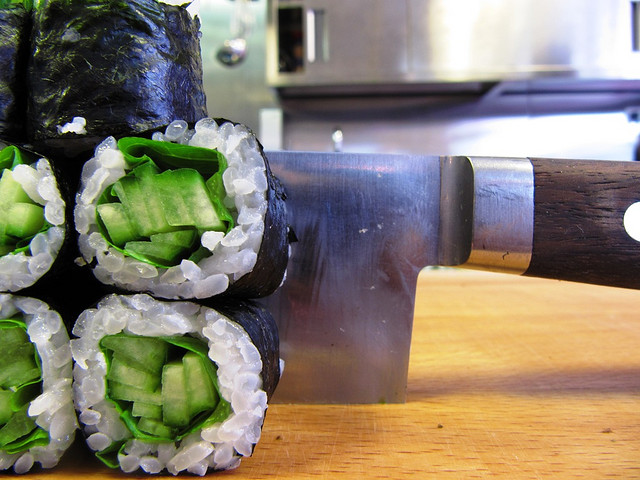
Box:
439, 156, 534, 274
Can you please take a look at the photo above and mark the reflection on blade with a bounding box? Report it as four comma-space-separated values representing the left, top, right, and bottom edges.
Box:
261, 151, 440, 403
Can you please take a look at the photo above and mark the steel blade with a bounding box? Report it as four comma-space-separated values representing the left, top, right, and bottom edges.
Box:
262, 151, 440, 403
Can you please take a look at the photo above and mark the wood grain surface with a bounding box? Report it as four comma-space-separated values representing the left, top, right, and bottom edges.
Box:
25, 269, 640, 479
526, 158, 640, 288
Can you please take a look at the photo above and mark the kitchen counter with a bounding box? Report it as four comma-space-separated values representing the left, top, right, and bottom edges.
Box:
30, 269, 640, 478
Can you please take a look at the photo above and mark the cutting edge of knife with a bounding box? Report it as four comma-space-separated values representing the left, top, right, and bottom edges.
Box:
439, 156, 534, 274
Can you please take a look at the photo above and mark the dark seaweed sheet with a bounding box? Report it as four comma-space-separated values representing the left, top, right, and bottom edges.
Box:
28, 0, 207, 159
0, 5, 31, 143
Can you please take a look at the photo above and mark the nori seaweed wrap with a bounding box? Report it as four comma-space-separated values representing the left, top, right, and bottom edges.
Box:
0, 293, 77, 473
0, 141, 68, 293
27, 0, 207, 159
0, 0, 31, 143
71, 294, 281, 475
74, 118, 289, 300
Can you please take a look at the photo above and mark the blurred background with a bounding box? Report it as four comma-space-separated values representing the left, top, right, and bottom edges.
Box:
199, 0, 640, 160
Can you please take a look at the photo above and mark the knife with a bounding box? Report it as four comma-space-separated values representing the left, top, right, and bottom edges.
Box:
260, 152, 640, 404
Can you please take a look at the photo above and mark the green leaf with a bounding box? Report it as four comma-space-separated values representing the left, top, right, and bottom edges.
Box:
117, 137, 228, 175
0, 146, 21, 170
94, 441, 126, 469
0, 405, 49, 454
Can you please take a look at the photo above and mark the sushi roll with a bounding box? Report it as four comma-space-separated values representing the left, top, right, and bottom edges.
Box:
74, 118, 289, 300
71, 293, 281, 475
0, 294, 77, 473
0, 0, 31, 143
0, 141, 67, 293
27, 0, 207, 160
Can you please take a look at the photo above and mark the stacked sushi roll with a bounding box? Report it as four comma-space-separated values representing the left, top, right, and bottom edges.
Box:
74, 118, 289, 300
0, 294, 77, 473
0, 141, 67, 293
0, 0, 287, 475
71, 294, 280, 475
0, 0, 31, 143
71, 118, 287, 474
27, 0, 207, 160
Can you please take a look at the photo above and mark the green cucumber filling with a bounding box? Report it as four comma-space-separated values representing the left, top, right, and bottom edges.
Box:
99, 333, 231, 447
0, 146, 50, 257
0, 319, 49, 454
95, 138, 234, 268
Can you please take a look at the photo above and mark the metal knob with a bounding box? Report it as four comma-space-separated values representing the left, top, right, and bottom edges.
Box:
331, 127, 343, 152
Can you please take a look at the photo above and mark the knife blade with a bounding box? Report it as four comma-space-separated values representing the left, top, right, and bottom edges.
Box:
261, 152, 640, 403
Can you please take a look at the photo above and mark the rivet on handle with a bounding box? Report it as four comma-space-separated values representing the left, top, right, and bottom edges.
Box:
623, 201, 640, 241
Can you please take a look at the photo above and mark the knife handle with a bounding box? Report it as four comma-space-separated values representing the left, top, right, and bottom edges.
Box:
524, 158, 640, 289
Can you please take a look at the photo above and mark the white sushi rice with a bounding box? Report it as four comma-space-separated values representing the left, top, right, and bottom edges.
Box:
0, 295, 77, 473
159, 0, 200, 17
74, 118, 269, 299
0, 158, 66, 292
70, 294, 269, 475
56, 116, 87, 135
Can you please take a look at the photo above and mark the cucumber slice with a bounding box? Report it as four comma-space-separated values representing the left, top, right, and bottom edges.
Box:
123, 240, 188, 267
123, 229, 198, 267
112, 175, 175, 237
100, 335, 168, 375
102, 333, 229, 443
161, 362, 189, 428
4, 203, 44, 238
154, 169, 225, 231
108, 381, 162, 406
152, 171, 194, 228
149, 229, 197, 249
96, 203, 139, 246
136, 417, 175, 439
183, 353, 218, 417
98, 157, 232, 268
0, 389, 13, 425
106, 357, 160, 392
131, 401, 162, 420
0, 169, 46, 250
0, 169, 31, 205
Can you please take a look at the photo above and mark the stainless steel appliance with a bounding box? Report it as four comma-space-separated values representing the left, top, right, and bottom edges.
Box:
268, 0, 640, 91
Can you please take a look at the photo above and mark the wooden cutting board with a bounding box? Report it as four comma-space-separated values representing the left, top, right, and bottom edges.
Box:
29, 269, 640, 478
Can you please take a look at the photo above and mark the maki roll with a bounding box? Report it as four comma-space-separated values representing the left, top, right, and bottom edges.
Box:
71, 294, 281, 475
27, 0, 207, 159
0, 141, 67, 292
74, 118, 289, 300
0, 294, 77, 473
0, 0, 31, 142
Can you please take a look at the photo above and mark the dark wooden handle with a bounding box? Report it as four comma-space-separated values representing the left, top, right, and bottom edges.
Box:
524, 158, 640, 289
